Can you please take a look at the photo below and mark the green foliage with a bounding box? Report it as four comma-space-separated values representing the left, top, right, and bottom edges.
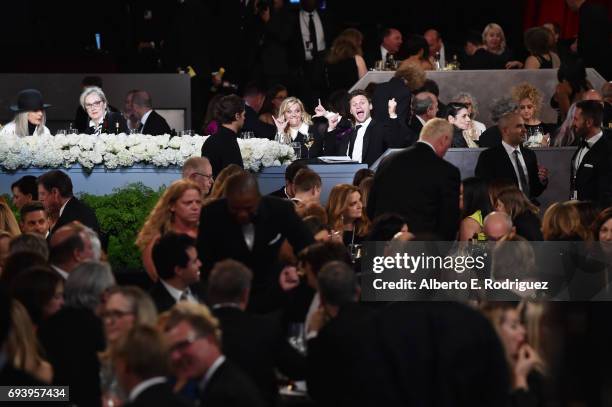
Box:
80, 183, 165, 273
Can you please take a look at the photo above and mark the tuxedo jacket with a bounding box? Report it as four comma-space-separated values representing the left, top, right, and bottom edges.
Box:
84, 111, 128, 135
288, 8, 333, 68
199, 360, 265, 407
212, 306, 306, 405
148, 281, 203, 314
336, 118, 408, 167
50, 197, 101, 237
141, 110, 172, 135
475, 144, 547, 199
124, 382, 191, 407
198, 196, 314, 312
372, 77, 412, 125
570, 135, 612, 208
478, 126, 502, 148
243, 105, 276, 140
408, 115, 424, 138
367, 142, 461, 240
201, 126, 244, 178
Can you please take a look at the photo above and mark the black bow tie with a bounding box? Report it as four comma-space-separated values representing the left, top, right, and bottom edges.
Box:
581, 140, 590, 150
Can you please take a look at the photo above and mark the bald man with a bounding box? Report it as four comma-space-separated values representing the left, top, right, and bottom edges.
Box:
367, 119, 460, 240
197, 172, 313, 312
182, 157, 214, 197
483, 212, 514, 241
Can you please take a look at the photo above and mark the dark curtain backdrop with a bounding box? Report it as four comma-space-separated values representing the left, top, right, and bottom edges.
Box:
523, 0, 612, 38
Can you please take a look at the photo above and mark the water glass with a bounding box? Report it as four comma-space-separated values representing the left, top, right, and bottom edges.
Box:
241, 131, 254, 139
288, 323, 306, 354
56, 129, 67, 135
374, 60, 385, 71
290, 142, 302, 159
180, 129, 194, 136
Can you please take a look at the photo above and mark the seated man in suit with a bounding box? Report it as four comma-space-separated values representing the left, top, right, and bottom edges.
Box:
198, 171, 314, 313
19, 202, 50, 237
131, 90, 172, 135
113, 325, 191, 407
164, 302, 265, 407
49, 222, 98, 279
201, 94, 245, 178
408, 91, 438, 137
268, 160, 309, 199
242, 82, 276, 140
424, 28, 455, 69
475, 111, 549, 202
150, 232, 203, 313
570, 100, 612, 208
367, 119, 460, 240
37, 170, 100, 237
329, 89, 408, 167
208, 259, 306, 406
366, 27, 403, 68
182, 157, 214, 199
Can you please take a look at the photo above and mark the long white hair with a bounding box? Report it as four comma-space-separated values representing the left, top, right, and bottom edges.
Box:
12, 111, 47, 137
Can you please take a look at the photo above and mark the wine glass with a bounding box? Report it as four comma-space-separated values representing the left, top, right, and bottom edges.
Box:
304, 132, 315, 159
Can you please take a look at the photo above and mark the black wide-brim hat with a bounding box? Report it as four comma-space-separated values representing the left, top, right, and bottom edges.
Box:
9, 89, 52, 112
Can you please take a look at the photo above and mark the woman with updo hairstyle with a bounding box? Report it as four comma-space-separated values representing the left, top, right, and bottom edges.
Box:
445, 102, 475, 147
512, 83, 557, 146
136, 179, 203, 281
524, 26, 560, 70
0, 89, 51, 137
494, 189, 543, 241
326, 184, 369, 246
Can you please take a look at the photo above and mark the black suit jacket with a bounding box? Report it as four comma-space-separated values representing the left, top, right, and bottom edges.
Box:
337, 118, 408, 167
50, 197, 101, 237
141, 110, 172, 135
124, 382, 191, 407
288, 8, 332, 69
84, 111, 128, 134
475, 144, 547, 199
478, 125, 502, 147
243, 105, 276, 140
578, 2, 611, 80
570, 135, 612, 208
198, 197, 314, 312
372, 77, 412, 125
407, 115, 424, 138
268, 186, 289, 199
200, 360, 265, 407
212, 306, 305, 405
149, 281, 204, 314
201, 126, 244, 178
367, 142, 461, 240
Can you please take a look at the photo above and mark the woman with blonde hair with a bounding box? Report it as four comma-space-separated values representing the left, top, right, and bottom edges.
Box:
7, 300, 53, 383
326, 184, 369, 246
482, 23, 523, 69
272, 97, 326, 158
136, 179, 202, 281
511, 83, 556, 146
0, 199, 21, 237
0, 89, 51, 137
542, 202, 592, 241
325, 29, 367, 92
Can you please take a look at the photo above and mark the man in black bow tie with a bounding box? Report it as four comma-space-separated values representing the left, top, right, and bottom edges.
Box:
569, 100, 612, 207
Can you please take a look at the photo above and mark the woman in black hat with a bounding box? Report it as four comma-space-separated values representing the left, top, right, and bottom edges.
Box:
79, 87, 127, 135
0, 89, 51, 137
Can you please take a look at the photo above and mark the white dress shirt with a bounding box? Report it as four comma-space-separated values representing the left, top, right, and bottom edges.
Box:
140, 109, 153, 128
574, 131, 603, 172
51, 264, 69, 280
299, 10, 325, 61
416, 115, 427, 127
242, 223, 255, 250
161, 280, 197, 303
502, 141, 529, 193
128, 377, 167, 402
290, 122, 310, 141
58, 198, 71, 218
438, 43, 447, 68
380, 45, 389, 63
350, 117, 372, 162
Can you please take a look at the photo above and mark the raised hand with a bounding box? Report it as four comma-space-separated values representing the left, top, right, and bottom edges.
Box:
327, 113, 342, 132
538, 165, 549, 183
388, 98, 397, 118
313, 98, 327, 118
272, 115, 288, 134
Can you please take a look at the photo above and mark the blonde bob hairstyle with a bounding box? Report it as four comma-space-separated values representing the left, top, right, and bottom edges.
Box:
136, 179, 202, 251
482, 23, 507, 55
79, 86, 107, 111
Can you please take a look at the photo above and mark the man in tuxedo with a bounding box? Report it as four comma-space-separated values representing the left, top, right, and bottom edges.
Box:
49, 223, 97, 279
268, 161, 309, 199
19, 202, 49, 237
570, 100, 612, 208
331, 89, 408, 167
367, 119, 460, 240
365, 27, 403, 69
182, 157, 214, 198
372, 64, 423, 125
242, 82, 276, 140
475, 112, 549, 202
208, 259, 306, 406
291, 168, 322, 208
37, 170, 100, 237
198, 172, 314, 312
408, 92, 438, 137
113, 325, 190, 407
150, 233, 204, 313
201, 94, 245, 178
165, 302, 265, 407
424, 29, 455, 69
131, 90, 172, 135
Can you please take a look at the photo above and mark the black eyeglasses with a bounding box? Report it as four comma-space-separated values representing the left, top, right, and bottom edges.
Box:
193, 172, 214, 181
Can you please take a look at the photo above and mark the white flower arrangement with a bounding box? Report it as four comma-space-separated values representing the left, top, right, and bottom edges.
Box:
0, 133, 295, 172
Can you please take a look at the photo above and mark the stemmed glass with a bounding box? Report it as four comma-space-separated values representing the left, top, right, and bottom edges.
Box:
304, 131, 315, 159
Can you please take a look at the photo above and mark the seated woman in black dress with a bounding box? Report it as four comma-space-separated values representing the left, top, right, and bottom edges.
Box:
511, 83, 557, 147
523, 26, 560, 70
325, 28, 367, 94
445, 102, 476, 147
80, 87, 128, 135
475, 23, 523, 70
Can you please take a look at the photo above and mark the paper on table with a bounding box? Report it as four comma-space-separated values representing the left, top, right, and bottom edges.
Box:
318, 156, 356, 163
